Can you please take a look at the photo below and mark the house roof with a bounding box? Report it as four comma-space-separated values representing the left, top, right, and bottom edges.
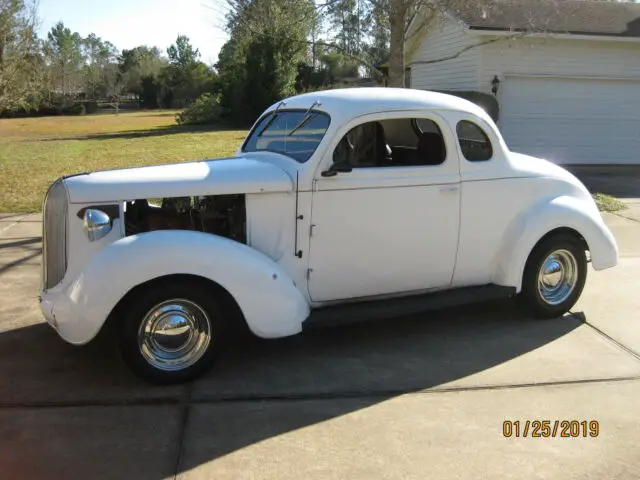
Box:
451, 0, 640, 38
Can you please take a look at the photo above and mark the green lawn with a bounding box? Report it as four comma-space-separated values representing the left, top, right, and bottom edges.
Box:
0, 110, 247, 212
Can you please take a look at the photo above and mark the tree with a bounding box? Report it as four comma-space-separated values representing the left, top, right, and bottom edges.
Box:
327, 0, 364, 56
216, 0, 316, 123
164, 35, 215, 107
82, 33, 118, 99
167, 35, 200, 67
376, 0, 453, 87
363, 0, 390, 72
118, 45, 167, 105
308, 5, 325, 69
44, 21, 83, 95
0, 0, 42, 112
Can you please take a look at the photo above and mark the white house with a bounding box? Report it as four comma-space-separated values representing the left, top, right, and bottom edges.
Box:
406, 0, 640, 165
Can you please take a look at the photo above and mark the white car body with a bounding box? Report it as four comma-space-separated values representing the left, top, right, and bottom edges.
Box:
39, 88, 618, 346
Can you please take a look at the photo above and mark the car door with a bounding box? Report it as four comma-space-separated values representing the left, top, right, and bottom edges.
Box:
307, 112, 461, 303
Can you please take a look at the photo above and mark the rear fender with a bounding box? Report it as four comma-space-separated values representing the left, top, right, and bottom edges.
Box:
56, 230, 309, 343
492, 195, 618, 292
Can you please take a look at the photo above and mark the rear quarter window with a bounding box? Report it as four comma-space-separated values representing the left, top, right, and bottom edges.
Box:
456, 121, 493, 162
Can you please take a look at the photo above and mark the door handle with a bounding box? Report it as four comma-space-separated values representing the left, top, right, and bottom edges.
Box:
440, 185, 459, 193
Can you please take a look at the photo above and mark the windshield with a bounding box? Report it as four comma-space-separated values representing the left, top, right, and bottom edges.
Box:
242, 110, 331, 163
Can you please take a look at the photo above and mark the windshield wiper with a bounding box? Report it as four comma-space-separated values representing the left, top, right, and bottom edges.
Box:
257, 100, 287, 137
287, 100, 321, 136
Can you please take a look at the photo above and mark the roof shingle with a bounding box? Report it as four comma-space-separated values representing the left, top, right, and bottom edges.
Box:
450, 0, 640, 38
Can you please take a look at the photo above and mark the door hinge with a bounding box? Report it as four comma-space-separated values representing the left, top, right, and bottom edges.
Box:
310, 224, 316, 236
307, 268, 313, 280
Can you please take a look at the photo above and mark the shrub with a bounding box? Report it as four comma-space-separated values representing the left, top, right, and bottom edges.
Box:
592, 193, 627, 212
175, 93, 225, 125
82, 101, 98, 114
1, 97, 96, 117
62, 102, 86, 116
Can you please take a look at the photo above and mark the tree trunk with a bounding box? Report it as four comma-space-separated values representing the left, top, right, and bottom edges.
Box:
388, 0, 407, 87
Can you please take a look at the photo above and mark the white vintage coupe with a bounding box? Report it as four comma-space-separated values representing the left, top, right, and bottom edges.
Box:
40, 88, 618, 383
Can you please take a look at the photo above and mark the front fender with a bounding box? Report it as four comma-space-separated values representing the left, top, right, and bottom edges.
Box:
493, 195, 618, 292
54, 230, 310, 343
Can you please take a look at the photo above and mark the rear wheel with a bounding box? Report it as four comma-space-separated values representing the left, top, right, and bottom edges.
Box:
519, 234, 587, 319
117, 280, 225, 384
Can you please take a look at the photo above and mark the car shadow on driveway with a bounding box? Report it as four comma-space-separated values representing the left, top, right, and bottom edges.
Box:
0, 321, 187, 406
0, 299, 589, 477
177, 302, 588, 470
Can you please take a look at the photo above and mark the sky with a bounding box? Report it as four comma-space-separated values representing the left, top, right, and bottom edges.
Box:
37, 0, 230, 65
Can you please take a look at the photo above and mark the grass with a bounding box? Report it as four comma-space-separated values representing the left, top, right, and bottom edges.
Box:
0, 110, 247, 212
592, 193, 627, 213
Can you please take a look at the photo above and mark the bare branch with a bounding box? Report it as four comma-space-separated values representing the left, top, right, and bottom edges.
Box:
408, 32, 526, 67
405, 6, 438, 41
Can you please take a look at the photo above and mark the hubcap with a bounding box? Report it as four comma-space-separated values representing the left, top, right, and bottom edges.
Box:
138, 299, 212, 371
537, 249, 579, 306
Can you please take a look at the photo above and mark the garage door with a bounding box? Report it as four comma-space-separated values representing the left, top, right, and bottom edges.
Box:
500, 76, 640, 165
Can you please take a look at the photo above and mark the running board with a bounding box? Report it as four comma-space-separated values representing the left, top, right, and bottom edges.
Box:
303, 284, 516, 330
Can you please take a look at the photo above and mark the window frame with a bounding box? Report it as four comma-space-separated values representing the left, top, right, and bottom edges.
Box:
455, 120, 494, 162
241, 108, 332, 164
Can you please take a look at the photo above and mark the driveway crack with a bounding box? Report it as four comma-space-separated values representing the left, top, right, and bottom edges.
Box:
1, 376, 640, 411
173, 384, 192, 480
572, 311, 640, 362
612, 211, 640, 223
0, 214, 31, 235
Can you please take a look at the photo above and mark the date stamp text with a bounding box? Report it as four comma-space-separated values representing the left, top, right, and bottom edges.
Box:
503, 420, 599, 438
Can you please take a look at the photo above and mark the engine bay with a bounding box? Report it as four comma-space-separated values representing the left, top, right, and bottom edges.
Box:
124, 194, 246, 243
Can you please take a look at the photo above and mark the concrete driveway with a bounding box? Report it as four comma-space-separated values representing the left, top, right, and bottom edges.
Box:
1, 209, 639, 480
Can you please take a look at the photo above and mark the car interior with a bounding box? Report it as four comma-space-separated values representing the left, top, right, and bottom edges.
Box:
332, 118, 447, 168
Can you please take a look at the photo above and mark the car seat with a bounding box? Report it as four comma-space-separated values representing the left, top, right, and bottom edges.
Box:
415, 132, 446, 165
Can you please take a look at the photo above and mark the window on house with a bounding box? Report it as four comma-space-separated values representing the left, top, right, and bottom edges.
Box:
456, 120, 493, 161
332, 118, 446, 168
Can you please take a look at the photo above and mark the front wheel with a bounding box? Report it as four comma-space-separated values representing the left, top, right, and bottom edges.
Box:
519, 234, 588, 319
117, 280, 225, 384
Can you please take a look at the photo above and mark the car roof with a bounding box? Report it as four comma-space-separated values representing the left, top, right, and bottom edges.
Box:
269, 87, 492, 124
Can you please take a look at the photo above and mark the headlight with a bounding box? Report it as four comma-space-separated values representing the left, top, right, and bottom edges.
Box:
83, 209, 112, 241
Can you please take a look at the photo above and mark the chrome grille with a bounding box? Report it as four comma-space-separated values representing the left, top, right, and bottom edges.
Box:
42, 179, 68, 290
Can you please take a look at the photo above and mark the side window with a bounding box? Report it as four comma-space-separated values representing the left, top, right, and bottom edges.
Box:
456, 120, 493, 162
333, 122, 386, 168
332, 118, 446, 168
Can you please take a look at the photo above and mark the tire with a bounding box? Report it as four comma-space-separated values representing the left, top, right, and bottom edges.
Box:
116, 280, 225, 384
519, 234, 587, 319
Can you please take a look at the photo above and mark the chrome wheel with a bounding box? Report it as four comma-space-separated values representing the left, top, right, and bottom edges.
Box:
537, 249, 579, 306
138, 299, 212, 372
